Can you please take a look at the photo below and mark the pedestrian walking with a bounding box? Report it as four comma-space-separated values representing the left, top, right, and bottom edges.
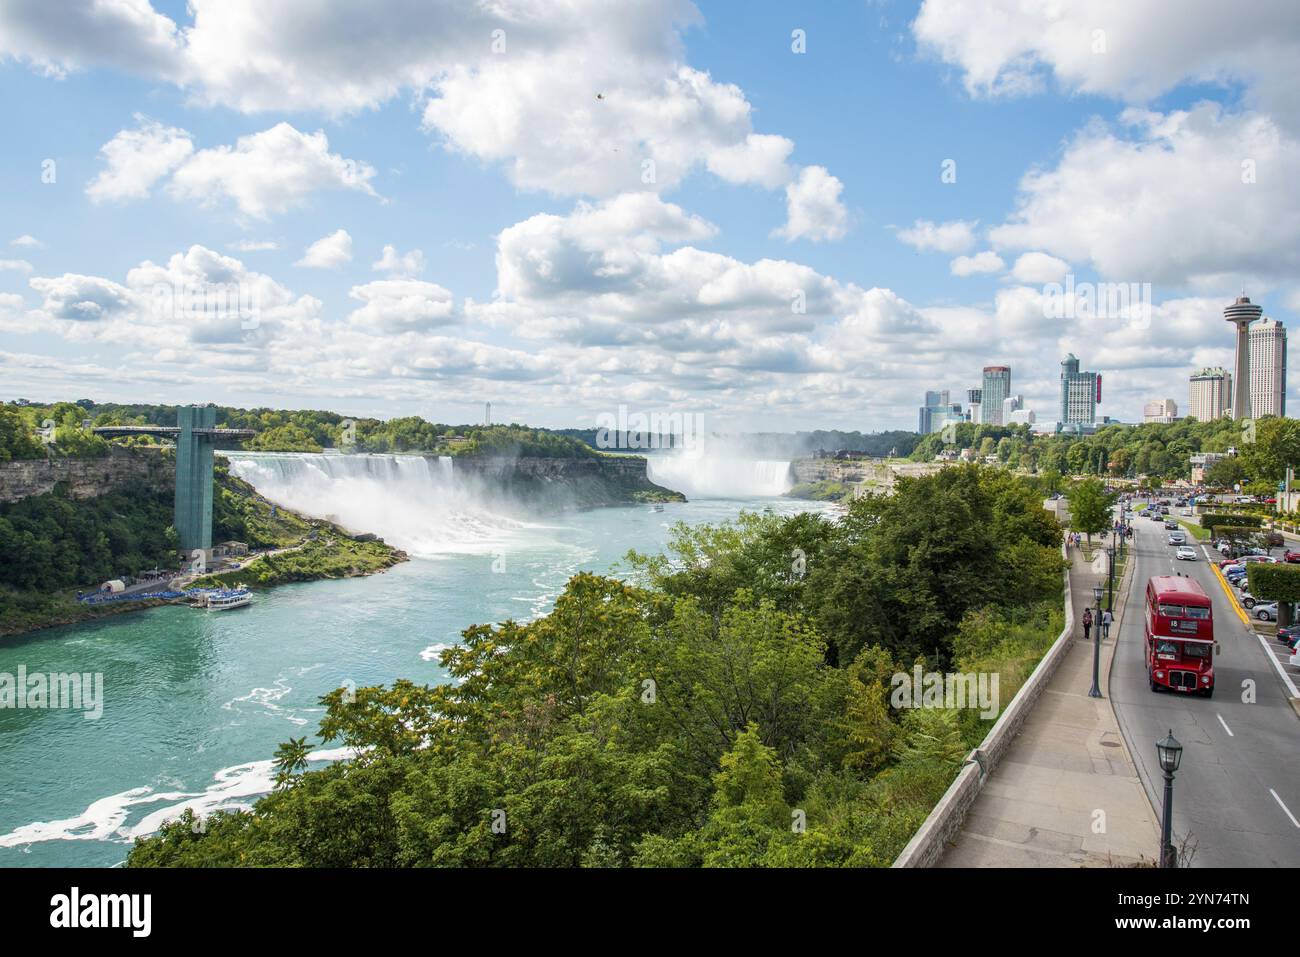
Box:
1082, 607, 1092, 641
1101, 608, 1113, 640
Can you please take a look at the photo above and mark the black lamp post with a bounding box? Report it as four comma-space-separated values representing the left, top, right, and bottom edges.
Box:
1089, 583, 1104, 698
1156, 730, 1184, 868
1107, 532, 1117, 612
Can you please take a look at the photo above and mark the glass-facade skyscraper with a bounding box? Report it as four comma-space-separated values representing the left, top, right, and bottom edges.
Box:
981, 367, 1011, 425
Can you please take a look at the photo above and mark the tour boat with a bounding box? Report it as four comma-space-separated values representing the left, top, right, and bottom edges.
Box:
201, 588, 253, 611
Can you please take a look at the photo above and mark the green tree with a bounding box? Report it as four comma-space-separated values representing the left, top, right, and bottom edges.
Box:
1240, 417, 1300, 485
1066, 477, 1116, 543
1205, 455, 1246, 489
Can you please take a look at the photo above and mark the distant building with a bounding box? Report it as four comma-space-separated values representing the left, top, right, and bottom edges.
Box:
1002, 394, 1024, 423
1008, 408, 1036, 426
1059, 354, 1099, 427
1249, 317, 1287, 418
1190, 452, 1230, 484
918, 390, 962, 433
918, 390, 944, 433
1143, 399, 1179, 424
965, 388, 982, 425
915, 390, 967, 434
1188, 367, 1232, 422
981, 366, 1011, 426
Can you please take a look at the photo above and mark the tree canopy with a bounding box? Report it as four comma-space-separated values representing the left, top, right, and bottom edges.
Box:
127, 464, 1065, 869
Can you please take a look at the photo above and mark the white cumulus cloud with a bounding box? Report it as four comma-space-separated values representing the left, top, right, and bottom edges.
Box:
774, 166, 848, 242
950, 251, 1005, 277
896, 219, 977, 254
296, 229, 353, 269
167, 123, 378, 220
86, 115, 194, 203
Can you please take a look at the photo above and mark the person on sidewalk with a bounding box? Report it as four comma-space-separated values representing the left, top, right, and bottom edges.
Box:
1101, 608, 1113, 640
1082, 607, 1092, 641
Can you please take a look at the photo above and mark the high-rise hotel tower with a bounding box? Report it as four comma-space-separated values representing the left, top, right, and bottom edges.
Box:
1249, 317, 1287, 418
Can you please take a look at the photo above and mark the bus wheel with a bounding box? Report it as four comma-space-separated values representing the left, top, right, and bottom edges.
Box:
1149, 677, 1160, 692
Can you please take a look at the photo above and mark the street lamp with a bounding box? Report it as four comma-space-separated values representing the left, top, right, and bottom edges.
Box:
1089, 583, 1104, 698
1107, 532, 1116, 611
1156, 730, 1184, 868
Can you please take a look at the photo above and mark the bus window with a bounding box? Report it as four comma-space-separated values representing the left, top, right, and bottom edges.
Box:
1158, 604, 1183, 617
1182, 643, 1210, 659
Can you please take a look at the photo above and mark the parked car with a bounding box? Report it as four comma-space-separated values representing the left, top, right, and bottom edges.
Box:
1254, 602, 1278, 622
1242, 591, 1260, 609
1175, 546, 1197, 561
1276, 624, 1300, 649
1285, 549, 1300, 564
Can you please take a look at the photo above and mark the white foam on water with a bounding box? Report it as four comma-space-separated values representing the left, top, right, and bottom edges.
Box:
222, 676, 310, 726
0, 746, 356, 849
419, 642, 453, 661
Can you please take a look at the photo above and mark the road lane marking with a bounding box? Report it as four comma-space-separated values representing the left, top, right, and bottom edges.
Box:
1216, 713, 1234, 737
1271, 789, 1300, 828
1253, 629, 1300, 698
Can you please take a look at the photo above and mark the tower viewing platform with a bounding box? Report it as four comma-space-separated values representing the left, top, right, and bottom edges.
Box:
1225, 294, 1262, 420
93, 406, 255, 554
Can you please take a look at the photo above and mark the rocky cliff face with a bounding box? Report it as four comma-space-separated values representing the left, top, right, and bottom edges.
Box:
790, 459, 894, 488
449, 452, 684, 507
0, 448, 174, 503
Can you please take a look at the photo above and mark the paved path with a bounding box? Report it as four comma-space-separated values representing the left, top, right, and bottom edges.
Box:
1109, 503, 1300, 867
940, 537, 1161, 867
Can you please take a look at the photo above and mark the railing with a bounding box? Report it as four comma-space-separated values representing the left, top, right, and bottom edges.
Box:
892, 540, 1075, 868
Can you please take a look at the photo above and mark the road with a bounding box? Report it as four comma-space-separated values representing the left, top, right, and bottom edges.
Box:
1109, 503, 1300, 866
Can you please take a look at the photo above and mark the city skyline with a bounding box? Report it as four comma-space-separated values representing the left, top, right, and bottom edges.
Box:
2, 2, 1299, 432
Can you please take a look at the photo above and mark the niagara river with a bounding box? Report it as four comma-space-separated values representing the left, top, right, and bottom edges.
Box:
0, 451, 827, 867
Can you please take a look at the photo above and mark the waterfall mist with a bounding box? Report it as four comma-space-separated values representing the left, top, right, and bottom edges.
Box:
644, 445, 793, 498
223, 452, 535, 558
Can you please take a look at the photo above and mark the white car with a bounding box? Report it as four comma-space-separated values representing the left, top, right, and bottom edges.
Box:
1167, 533, 1186, 545
1175, 546, 1197, 561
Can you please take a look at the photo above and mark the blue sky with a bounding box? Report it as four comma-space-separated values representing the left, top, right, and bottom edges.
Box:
2, 0, 1298, 431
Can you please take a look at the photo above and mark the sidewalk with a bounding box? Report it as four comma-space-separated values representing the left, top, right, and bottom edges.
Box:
939, 541, 1160, 867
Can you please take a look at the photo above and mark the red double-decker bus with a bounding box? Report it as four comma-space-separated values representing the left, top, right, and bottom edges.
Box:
1144, 575, 1215, 697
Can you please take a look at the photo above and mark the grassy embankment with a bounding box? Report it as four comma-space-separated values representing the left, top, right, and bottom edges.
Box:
786, 479, 854, 502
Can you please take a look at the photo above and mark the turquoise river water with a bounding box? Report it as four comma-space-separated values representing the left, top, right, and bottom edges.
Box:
0, 451, 827, 867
